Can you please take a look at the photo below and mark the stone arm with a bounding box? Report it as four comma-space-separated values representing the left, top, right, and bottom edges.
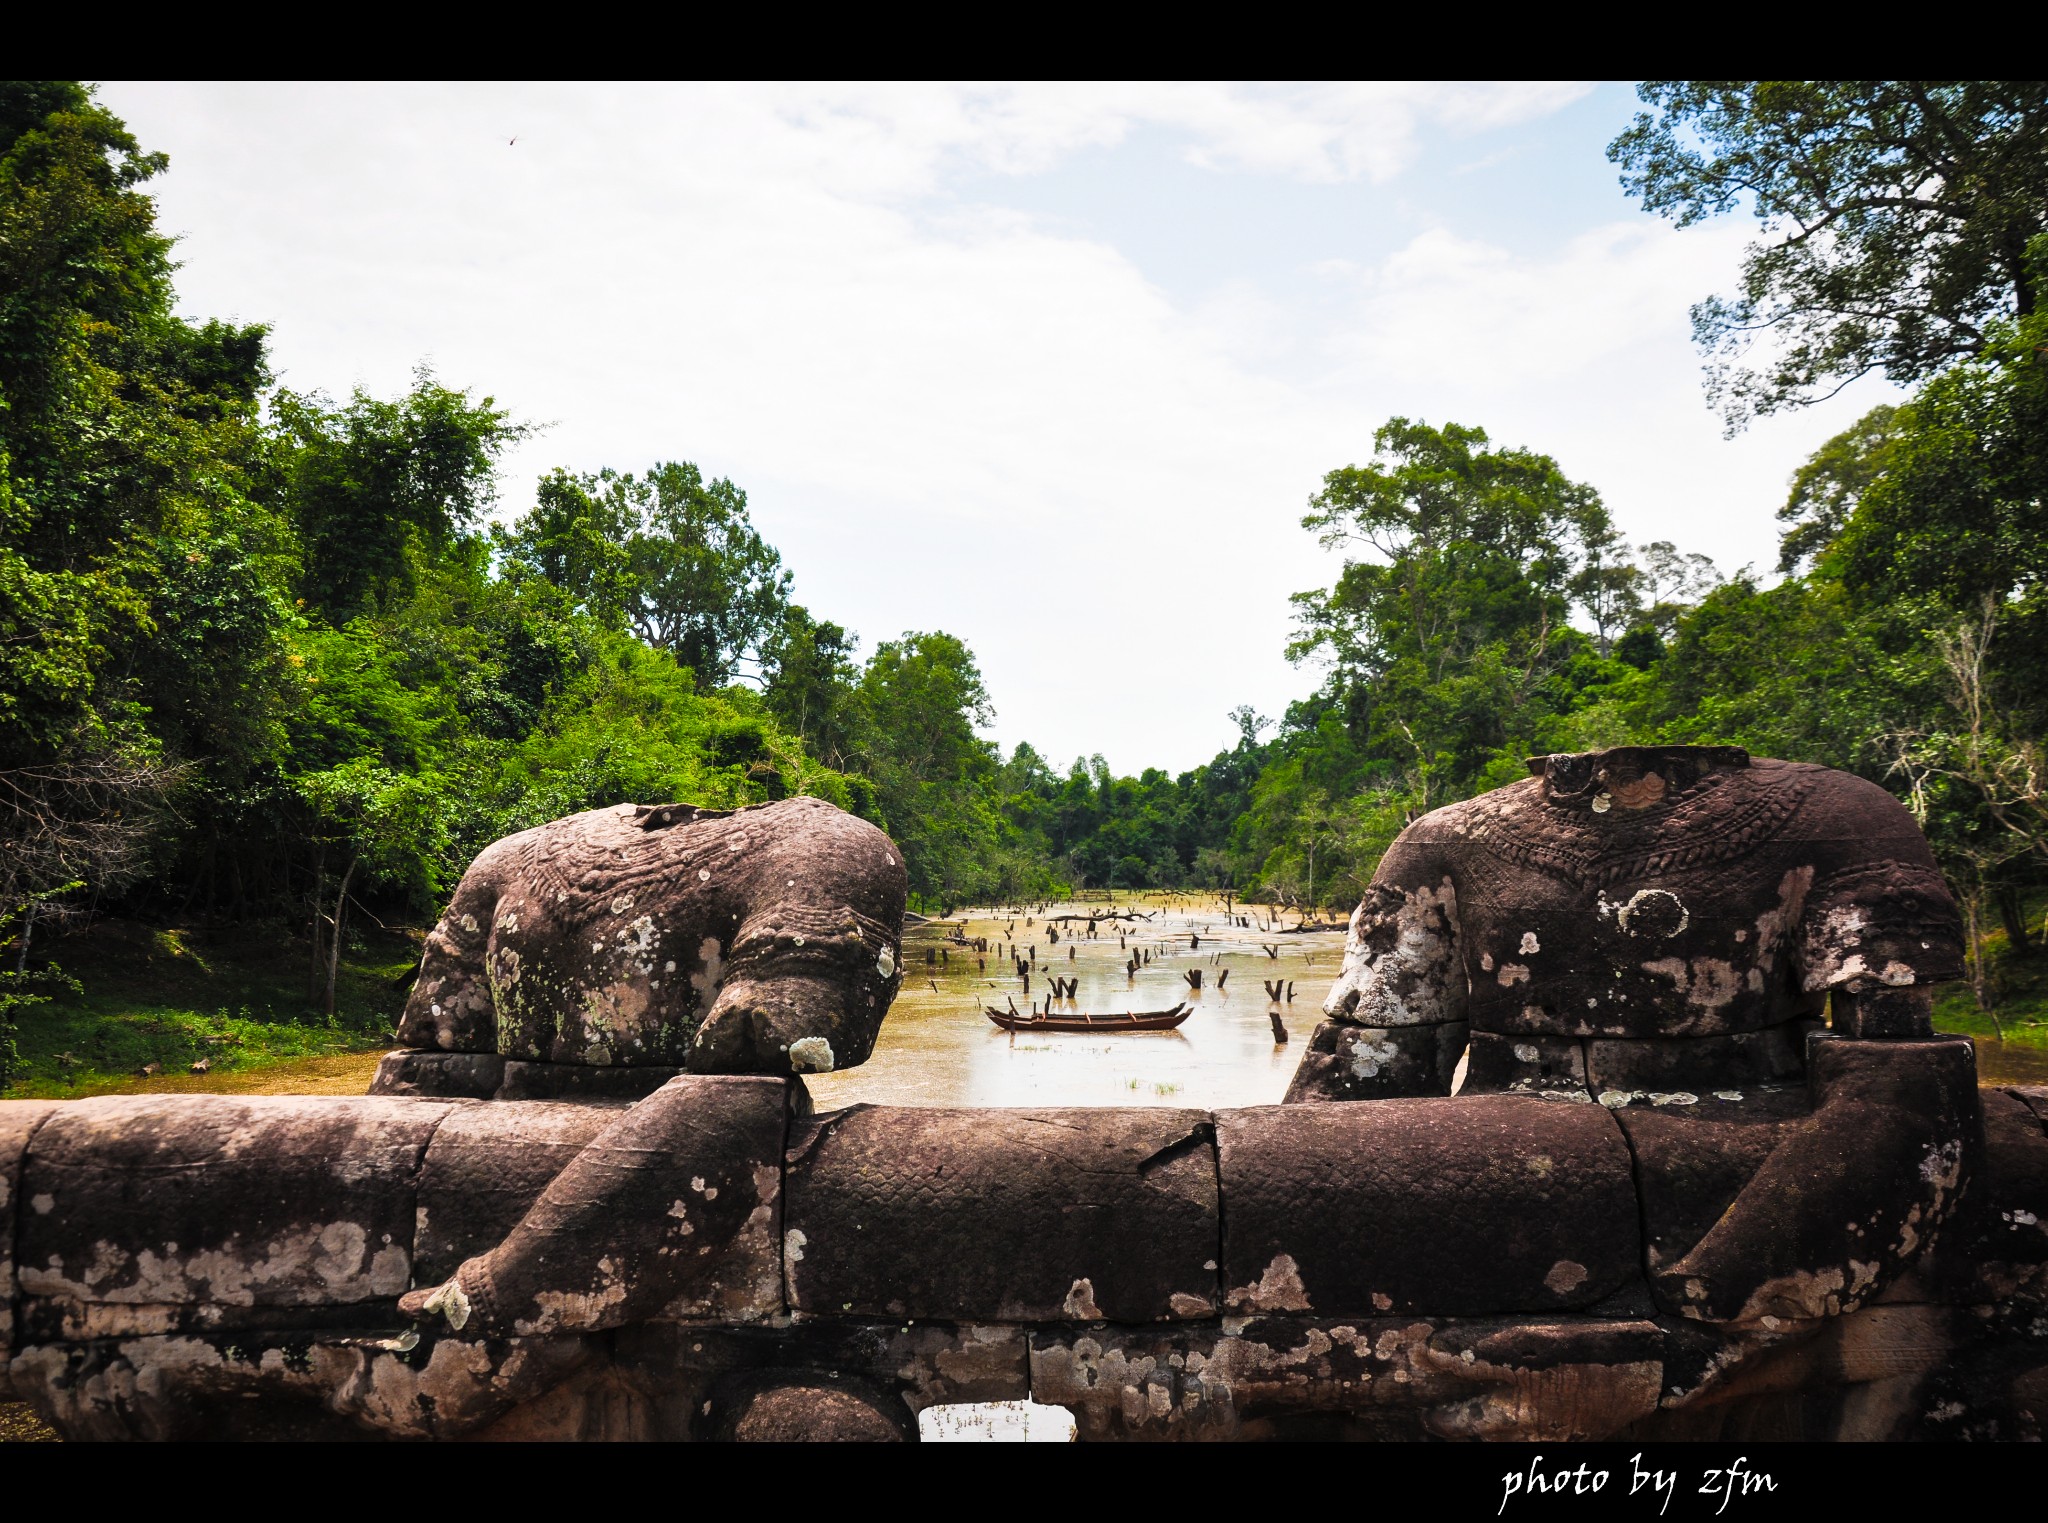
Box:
1796, 855, 1966, 1039
1284, 836, 1467, 1103
1647, 838, 1977, 1320
399, 1075, 790, 1336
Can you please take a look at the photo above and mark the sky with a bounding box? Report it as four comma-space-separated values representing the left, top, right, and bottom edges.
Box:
97, 81, 1898, 776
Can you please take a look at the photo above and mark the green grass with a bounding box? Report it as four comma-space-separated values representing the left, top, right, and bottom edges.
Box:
4, 917, 417, 1099
1929, 898, 2048, 1055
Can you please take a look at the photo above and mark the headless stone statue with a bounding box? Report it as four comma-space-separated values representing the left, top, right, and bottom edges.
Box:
375, 794, 907, 1098
1288, 745, 1963, 1104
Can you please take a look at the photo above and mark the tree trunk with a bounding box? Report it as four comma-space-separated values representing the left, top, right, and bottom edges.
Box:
324, 856, 358, 1019
1995, 886, 2033, 956
1964, 890, 2003, 1036
14, 901, 35, 974
309, 848, 327, 1004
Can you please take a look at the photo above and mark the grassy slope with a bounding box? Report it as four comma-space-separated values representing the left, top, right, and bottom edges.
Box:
4, 917, 414, 1099
1929, 895, 2048, 1062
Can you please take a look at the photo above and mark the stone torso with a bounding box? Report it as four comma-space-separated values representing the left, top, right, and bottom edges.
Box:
399, 795, 906, 1075
1309, 747, 1963, 1099
1416, 754, 1953, 1040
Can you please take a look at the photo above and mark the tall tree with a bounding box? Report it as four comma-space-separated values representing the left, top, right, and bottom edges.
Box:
1612, 81, 2048, 428
847, 631, 1001, 904
762, 605, 859, 769
271, 371, 526, 621
1288, 416, 1619, 801
501, 462, 790, 690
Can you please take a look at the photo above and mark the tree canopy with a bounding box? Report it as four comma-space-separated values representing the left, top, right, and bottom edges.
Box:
1612, 81, 2048, 427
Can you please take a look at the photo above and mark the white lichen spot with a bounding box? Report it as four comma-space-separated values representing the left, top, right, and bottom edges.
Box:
1519, 932, 1541, 955
876, 945, 896, 978
1713, 1090, 1745, 1102
1064, 1278, 1103, 1319
460, 914, 479, 933
788, 1036, 835, 1073
1244, 1253, 1311, 1312
784, 1228, 807, 1263
1371, 1292, 1393, 1311
610, 894, 633, 915
420, 1277, 472, 1331
1346, 1033, 1401, 1079
1591, 793, 1612, 813
688, 936, 726, 1012
1544, 1260, 1587, 1297
698, 869, 711, 882
31, 1193, 54, 1215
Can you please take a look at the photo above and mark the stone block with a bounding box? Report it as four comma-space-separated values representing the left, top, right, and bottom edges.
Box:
1283, 1020, 1465, 1101
17, 1095, 454, 1315
1462, 1031, 1588, 1097
1217, 1095, 1640, 1316
424, 1075, 790, 1332
1645, 1035, 1980, 1322
496, 1060, 681, 1102
413, 1101, 619, 1285
2011, 1085, 2048, 1132
368, 1049, 504, 1098
1583, 1023, 1810, 1094
1028, 1316, 1662, 1441
1915, 1087, 2048, 1309
784, 1106, 1218, 1322
1613, 1088, 1811, 1279
1, 1100, 59, 1361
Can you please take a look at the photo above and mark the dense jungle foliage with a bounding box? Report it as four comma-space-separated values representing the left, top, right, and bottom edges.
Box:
3, 81, 2047, 1087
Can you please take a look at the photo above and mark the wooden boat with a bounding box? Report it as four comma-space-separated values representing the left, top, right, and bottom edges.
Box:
983, 1001, 1191, 1033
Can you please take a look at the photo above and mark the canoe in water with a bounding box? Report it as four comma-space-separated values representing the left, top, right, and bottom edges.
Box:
983, 1002, 1190, 1033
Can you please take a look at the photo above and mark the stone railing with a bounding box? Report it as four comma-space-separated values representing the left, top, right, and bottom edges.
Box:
5, 1032, 2044, 1440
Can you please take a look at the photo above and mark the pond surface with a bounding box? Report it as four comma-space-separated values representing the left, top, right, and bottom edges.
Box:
806, 894, 1343, 1111
804, 890, 2048, 1105
1976, 1040, 2048, 1087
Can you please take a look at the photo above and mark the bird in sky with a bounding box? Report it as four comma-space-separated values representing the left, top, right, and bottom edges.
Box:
509, 137, 518, 146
